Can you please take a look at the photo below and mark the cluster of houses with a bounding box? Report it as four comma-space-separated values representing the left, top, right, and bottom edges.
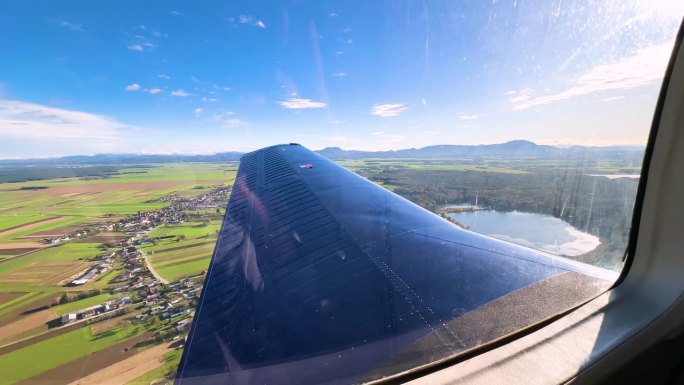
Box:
54, 187, 227, 334
61, 239, 204, 332
69, 262, 112, 286
61, 296, 132, 325
133, 278, 203, 331
42, 186, 230, 246
60, 243, 204, 330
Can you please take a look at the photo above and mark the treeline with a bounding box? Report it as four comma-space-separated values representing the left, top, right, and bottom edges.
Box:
0, 165, 123, 183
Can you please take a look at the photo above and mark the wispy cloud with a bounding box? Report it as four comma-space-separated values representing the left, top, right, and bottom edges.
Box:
331, 72, 347, 77
239, 15, 266, 29
125, 83, 141, 91
194, 107, 203, 115
601, 96, 625, 102
58, 20, 84, 32
171, 89, 189, 97
371, 103, 407, 117
146, 88, 162, 94
277, 98, 326, 109
223, 119, 245, 127
509, 43, 673, 110
127, 44, 144, 52
0, 99, 138, 141
457, 112, 479, 120
158, 74, 170, 80
504, 88, 534, 103
169, 10, 184, 16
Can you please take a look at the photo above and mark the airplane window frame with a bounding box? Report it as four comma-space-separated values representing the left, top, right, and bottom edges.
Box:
391, 18, 684, 385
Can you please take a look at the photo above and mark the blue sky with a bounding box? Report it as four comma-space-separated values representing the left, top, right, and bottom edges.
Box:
0, 0, 682, 158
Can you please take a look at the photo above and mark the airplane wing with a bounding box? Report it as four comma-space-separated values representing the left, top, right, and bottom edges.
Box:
175, 144, 616, 385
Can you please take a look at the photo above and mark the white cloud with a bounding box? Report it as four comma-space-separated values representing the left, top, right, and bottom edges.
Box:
504, 88, 534, 103
509, 43, 673, 111
58, 20, 84, 32
169, 10, 184, 16
0, 99, 139, 141
125, 83, 141, 91
332, 72, 347, 77
201, 96, 219, 103
171, 89, 189, 97
158, 74, 170, 80
223, 119, 245, 127
146, 88, 162, 94
238, 15, 266, 29
371, 103, 407, 117
457, 112, 479, 121
277, 98, 326, 109
127, 44, 144, 52
194, 107, 203, 115
601, 96, 625, 102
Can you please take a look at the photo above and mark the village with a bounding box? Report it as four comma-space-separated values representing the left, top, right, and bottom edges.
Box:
48, 186, 230, 341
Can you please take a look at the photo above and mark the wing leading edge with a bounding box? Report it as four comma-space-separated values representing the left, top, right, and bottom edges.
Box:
175, 144, 615, 385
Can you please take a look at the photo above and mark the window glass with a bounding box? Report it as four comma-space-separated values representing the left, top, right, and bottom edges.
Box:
0, 1, 681, 384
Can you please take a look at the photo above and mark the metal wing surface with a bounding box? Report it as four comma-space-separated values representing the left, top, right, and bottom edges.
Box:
175, 144, 616, 385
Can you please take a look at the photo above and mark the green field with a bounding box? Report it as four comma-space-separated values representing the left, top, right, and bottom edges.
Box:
125, 349, 182, 385
142, 221, 220, 281
0, 324, 146, 384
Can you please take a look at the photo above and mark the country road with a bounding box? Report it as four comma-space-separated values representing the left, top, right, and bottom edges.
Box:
140, 249, 169, 284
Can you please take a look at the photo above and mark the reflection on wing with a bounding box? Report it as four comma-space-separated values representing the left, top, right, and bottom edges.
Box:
175, 144, 615, 385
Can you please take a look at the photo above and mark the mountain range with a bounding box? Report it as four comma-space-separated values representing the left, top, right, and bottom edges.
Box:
0, 140, 644, 165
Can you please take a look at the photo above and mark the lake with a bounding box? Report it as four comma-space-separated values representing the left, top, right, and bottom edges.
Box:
448, 209, 600, 257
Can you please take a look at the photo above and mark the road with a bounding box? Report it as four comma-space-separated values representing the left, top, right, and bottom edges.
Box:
140, 249, 169, 285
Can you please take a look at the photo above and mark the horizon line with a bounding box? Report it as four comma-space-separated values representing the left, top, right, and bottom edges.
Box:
0, 140, 647, 161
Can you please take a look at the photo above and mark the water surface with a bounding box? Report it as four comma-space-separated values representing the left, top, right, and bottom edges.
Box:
449, 210, 600, 257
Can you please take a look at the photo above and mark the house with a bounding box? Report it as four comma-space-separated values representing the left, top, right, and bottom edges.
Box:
61, 313, 78, 325
176, 319, 191, 332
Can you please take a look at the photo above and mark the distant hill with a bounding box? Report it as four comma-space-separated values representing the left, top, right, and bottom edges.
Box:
315, 140, 644, 160
0, 152, 244, 166
0, 140, 644, 165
